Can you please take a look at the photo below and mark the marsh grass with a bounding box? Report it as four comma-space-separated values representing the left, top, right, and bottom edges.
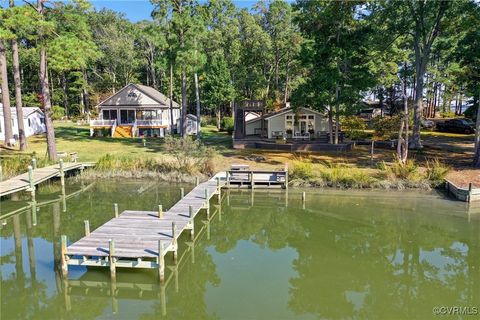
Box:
1, 154, 51, 180
290, 155, 449, 189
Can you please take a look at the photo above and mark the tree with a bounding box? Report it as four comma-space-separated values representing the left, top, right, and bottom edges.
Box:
5, 1, 30, 150
202, 53, 235, 128
0, 39, 14, 147
37, 0, 57, 161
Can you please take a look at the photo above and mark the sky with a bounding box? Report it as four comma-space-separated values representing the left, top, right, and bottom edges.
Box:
90, 0, 272, 22
0, 0, 275, 22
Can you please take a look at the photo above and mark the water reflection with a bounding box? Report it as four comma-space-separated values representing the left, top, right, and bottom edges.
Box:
1, 183, 479, 320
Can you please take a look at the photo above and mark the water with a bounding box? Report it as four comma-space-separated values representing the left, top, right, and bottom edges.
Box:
1, 180, 479, 320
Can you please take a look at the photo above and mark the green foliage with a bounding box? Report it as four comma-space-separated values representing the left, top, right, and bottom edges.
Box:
372, 116, 400, 140
342, 116, 367, 141
164, 136, 217, 174
51, 105, 65, 120
439, 111, 456, 118
425, 159, 450, 184
464, 105, 478, 121
220, 117, 234, 134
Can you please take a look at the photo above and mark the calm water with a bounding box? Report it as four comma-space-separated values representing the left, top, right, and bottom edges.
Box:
1, 180, 479, 320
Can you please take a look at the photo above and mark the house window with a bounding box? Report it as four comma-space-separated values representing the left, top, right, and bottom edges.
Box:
139, 110, 159, 120
127, 92, 137, 98
40, 117, 45, 124
102, 109, 118, 120
28, 119, 31, 127
285, 114, 294, 131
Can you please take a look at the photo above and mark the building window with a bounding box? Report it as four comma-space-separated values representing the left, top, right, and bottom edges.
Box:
40, 117, 45, 124
102, 109, 118, 120
28, 119, 31, 127
285, 114, 294, 132
127, 92, 137, 98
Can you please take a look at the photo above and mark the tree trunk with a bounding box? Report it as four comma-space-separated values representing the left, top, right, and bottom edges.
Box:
473, 93, 480, 167
411, 55, 426, 149
38, 0, 57, 161
181, 69, 187, 138
334, 85, 340, 144
397, 77, 409, 164
169, 62, 174, 135
61, 72, 69, 118
12, 37, 27, 150
0, 40, 14, 146
328, 106, 334, 144
194, 72, 201, 137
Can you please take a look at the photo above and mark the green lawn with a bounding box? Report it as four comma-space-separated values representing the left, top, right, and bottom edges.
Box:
1, 122, 233, 163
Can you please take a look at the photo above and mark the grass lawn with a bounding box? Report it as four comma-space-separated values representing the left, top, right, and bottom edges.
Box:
1, 121, 476, 187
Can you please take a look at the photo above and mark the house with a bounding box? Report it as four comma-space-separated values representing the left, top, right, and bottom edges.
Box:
90, 83, 181, 138
244, 106, 329, 139
0, 106, 46, 142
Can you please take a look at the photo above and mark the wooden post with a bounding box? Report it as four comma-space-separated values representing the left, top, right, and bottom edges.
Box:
109, 239, 116, 281
61, 235, 68, 278
195, 177, 199, 186
160, 284, 167, 316
180, 187, 184, 198
59, 159, 65, 187
28, 165, 35, 190
205, 188, 210, 219
189, 205, 194, 240
158, 240, 165, 283
32, 157, 37, 169
84, 220, 90, 236
172, 222, 177, 262
302, 191, 306, 210
226, 171, 230, 187
158, 205, 163, 218
114, 203, 118, 218
32, 202, 37, 226
284, 163, 289, 189
468, 183, 473, 203
250, 171, 255, 189
370, 140, 374, 163
216, 177, 221, 202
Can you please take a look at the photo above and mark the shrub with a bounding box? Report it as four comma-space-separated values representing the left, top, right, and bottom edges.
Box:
380, 157, 421, 181
372, 115, 401, 140
439, 111, 456, 118
290, 160, 316, 180
220, 117, 234, 134
425, 159, 449, 184
342, 116, 368, 140
51, 105, 65, 120
464, 105, 478, 121
0, 153, 50, 179
164, 136, 216, 174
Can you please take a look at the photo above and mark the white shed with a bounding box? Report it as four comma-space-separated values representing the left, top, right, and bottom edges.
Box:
0, 106, 46, 142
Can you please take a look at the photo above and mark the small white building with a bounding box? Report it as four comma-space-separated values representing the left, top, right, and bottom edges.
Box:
245, 106, 329, 139
0, 105, 46, 141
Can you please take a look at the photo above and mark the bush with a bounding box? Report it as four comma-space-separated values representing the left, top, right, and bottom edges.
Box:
425, 159, 449, 184
439, 111, 456, 118
220, 117, 234, 134
342, 116, 368, 140
290, 160, 316, 180
372, 116, 401, 140
51, 105, 65, 120
164, 136, 216, 174
464, 105, 478, 121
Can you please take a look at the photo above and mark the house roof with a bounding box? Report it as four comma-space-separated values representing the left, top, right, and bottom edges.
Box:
98, 83, 180, 109
186, 114, 197, 120
0, 106, 44, 119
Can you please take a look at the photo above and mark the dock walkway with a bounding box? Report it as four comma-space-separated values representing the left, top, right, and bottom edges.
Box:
0, 161, 93, 197
64, 178, 224, 281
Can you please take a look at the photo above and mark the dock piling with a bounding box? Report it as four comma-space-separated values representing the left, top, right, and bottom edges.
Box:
172, 222, 177, 262
158, 205, 163, 218
28, 165, 36, 201
205, 188, 210, 219
180, 187, 184, 198
61, 235, 68, 278
114, 203, 119, 218
32, 157, 37, 170
189, 205, 194, 239
195, 177, 199, 186
59, 159, 65, 187
158, 240, 165, 283
302, 191, 306, 209
84, 220, 90, 236
109, 239, 116, 280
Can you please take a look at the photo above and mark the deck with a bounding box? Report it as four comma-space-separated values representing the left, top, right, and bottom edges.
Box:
63, 178, 225, 281
0, 161, 94, 198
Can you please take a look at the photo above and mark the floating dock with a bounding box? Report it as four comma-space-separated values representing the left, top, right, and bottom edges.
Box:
63, 178, 225, 282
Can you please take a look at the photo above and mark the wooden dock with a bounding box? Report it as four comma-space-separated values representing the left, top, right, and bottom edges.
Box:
226, 169, 288, 188
63, 178, 225, 282
0, 160, 94, 198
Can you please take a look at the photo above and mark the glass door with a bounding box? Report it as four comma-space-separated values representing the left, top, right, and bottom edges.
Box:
120, 110, 135, 124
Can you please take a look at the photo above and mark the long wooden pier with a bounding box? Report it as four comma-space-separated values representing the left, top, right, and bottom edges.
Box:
63, 177, 225, 282
0, 160, 94, 198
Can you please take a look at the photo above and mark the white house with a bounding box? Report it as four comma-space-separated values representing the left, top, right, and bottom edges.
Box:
90, 83, 181, 138
245, 106, 329, 139
0, 106, 46, 142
